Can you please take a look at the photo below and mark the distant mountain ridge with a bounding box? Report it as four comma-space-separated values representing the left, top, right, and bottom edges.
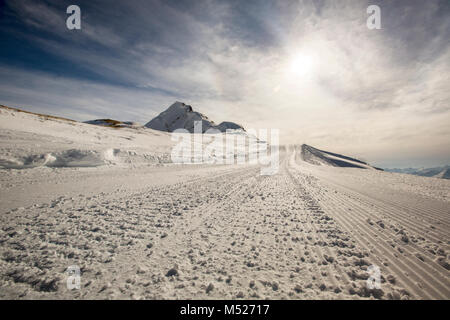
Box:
145, 101, 245, 133
385, 166, 450, 179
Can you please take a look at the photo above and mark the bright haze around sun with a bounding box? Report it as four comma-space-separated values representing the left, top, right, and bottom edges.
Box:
0, 0, 449, 168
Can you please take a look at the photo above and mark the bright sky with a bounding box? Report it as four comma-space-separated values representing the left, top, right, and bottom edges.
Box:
0, 0, 449, 168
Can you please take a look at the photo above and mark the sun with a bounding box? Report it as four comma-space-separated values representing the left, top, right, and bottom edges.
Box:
288, 53, 315, 78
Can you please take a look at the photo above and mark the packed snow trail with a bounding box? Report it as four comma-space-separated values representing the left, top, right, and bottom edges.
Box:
0, 150, 449, 299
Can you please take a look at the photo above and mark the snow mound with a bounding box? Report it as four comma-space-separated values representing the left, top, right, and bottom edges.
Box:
145, 102, 244, 133
300, 144, 382, 170
0, 148, 174, 169
0, 150, 102, 169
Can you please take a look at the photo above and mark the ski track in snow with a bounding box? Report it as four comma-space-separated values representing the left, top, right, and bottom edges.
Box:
0, 149, 449, 300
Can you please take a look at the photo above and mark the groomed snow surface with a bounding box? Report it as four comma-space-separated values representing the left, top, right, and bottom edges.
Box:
0, 106, 449, 299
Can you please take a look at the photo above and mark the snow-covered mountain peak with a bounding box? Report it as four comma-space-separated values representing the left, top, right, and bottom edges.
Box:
145, 102, 244, 133
167, 101, 193, 113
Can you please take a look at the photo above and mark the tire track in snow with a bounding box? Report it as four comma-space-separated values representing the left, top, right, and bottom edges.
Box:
290, 158, 449, 299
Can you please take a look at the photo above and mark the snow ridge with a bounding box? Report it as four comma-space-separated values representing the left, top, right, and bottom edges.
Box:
300, 144, 381, 170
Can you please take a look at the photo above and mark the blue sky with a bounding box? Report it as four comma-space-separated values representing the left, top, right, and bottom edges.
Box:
0, 0, 449, 168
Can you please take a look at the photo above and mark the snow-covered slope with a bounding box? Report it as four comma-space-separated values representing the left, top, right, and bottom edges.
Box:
1, 107, 450, 300
0, 105, 179, 169
0, 105, 255, 169
300, 144, 382, 170
1, 144, 449, 299
145, 101, 244, 133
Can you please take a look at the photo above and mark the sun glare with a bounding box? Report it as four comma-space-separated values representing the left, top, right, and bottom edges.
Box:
288, 53, 315, 78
